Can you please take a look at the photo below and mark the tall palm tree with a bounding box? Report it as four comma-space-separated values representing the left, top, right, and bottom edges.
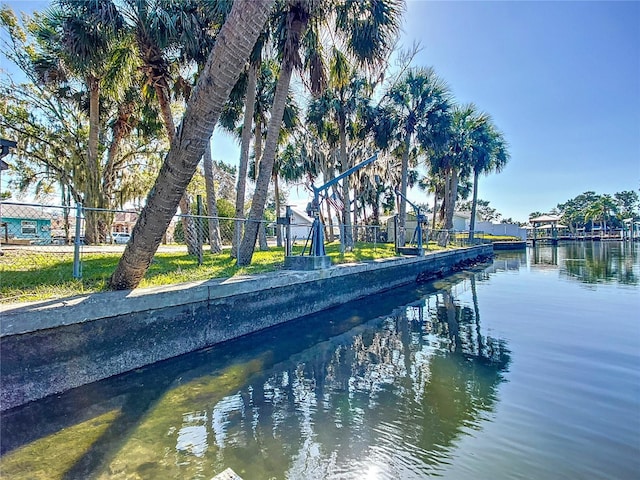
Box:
468, 117, 509, 241
232, 61, 258, 256
306, 55, 374, 249
220, 57, 290, 255
32, 0, 122, 243
109, 0, 274, 289
231, 57, 278, 255
237, 0, 404, 266
115, 0, 226, 254
375, 67, 451, 246
202, 140, 223, 253
426, 104, 481, 245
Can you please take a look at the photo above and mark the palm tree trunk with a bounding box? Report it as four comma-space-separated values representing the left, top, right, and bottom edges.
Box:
232, 62, 257, 258
83, 75, 102, 245
431, 194, 438, 230
439, 167, 458, 247
254, 120, 263, 164
237, 52, 297, 266
87, 75, 100, 184
339, 120, 353, 250
154, 67, 199, 255
110, 0, 274, 289
325, 198, 335, 242
258, 218, 268, 250
468, 169, 479, 242
255, 130, 268, 252
274, 171, 282, 247
251, 118, 270, 251
203, 141, 222, 253
398, 134, 411, 246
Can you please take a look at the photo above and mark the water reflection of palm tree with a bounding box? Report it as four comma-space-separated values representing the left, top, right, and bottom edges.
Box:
203, 278, 511, 477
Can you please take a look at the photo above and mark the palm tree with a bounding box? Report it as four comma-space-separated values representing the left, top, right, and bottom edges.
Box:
427, 104, 481, 245
584, 195, 617, 237
109, 0, 274, 289
376, 67, 451, 246
467, 116, 509, 241
237, 0, 404, 266
220, 57, 291, 255
232, 61, 258, 256
32, 0, 122, 243
306, 55, 375, 249
202, 140, 223, 253
114, 0, 226, 254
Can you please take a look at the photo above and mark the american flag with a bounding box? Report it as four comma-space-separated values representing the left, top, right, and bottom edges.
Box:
326, 192, 344, 213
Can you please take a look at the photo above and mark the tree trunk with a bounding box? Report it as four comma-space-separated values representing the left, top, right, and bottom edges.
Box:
468, 169, 479, 242
254, 119, 263, 165
203, 141, 222, 253
325, 198, 335, 242
352, 191, 359, 242
398, 134, 411, 246
258, 221, 268, 250
324, 168, 338, 242
445, 168, 458, 231
98, 100, 135, 242
439, 167, 459, 246
110, 0, 274, 289
255, 124, 268, 252
83, 75, 102, 245
372, 189, 380, 226
232, 62, 257, 258
153, 54, 198, 255
431, 193, 438, 230
275, 171, 282, 247
87, 75, 100, 185
339, 118, 353, 250
237, 51, 297, 266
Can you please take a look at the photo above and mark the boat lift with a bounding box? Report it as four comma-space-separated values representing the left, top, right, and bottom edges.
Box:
282, 152, 379, 270
394, 189, 426, 256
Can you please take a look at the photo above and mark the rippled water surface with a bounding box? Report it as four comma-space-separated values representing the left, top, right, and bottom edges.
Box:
1, 241, 639, 479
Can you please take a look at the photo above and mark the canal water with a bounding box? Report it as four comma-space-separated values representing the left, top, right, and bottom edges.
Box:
1, 242, 638, 479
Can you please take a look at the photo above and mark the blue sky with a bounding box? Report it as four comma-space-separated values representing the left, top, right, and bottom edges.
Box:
2, 1, 639, 222
399, 0, 640, 221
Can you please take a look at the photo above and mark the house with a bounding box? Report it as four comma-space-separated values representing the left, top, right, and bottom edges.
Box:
287, 206, 314, 242
112, 210, 139, 234
0, 203, 52, 244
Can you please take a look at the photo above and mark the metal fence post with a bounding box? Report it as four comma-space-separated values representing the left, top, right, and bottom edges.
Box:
373, 225, 377, 252
236, 219, 242, 254
73, 202, 82, 279
196, 195, 203, 266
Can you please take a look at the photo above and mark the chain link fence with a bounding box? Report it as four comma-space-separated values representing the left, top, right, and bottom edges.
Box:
1, 201, 481, 302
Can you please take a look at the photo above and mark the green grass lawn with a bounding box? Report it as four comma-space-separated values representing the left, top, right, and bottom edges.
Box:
2, 241, 421, 304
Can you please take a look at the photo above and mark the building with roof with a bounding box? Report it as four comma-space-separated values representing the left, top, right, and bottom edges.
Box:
0, 203, 52, 245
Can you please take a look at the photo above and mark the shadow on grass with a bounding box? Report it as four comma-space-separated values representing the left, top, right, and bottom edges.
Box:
1, 242, 405, 303
1, 249, 285, 302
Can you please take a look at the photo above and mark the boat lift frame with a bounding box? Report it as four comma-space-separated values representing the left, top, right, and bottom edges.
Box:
395, 189, 426, 256
305, 152, 379, 257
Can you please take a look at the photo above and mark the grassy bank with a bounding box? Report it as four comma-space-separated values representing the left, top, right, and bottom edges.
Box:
2, 241, 437, 304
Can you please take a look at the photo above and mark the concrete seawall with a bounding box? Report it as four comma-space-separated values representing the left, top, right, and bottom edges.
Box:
0, 245, 492, 411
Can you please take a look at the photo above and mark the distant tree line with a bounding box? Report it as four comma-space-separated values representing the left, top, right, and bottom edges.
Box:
529, 190, 639, 233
